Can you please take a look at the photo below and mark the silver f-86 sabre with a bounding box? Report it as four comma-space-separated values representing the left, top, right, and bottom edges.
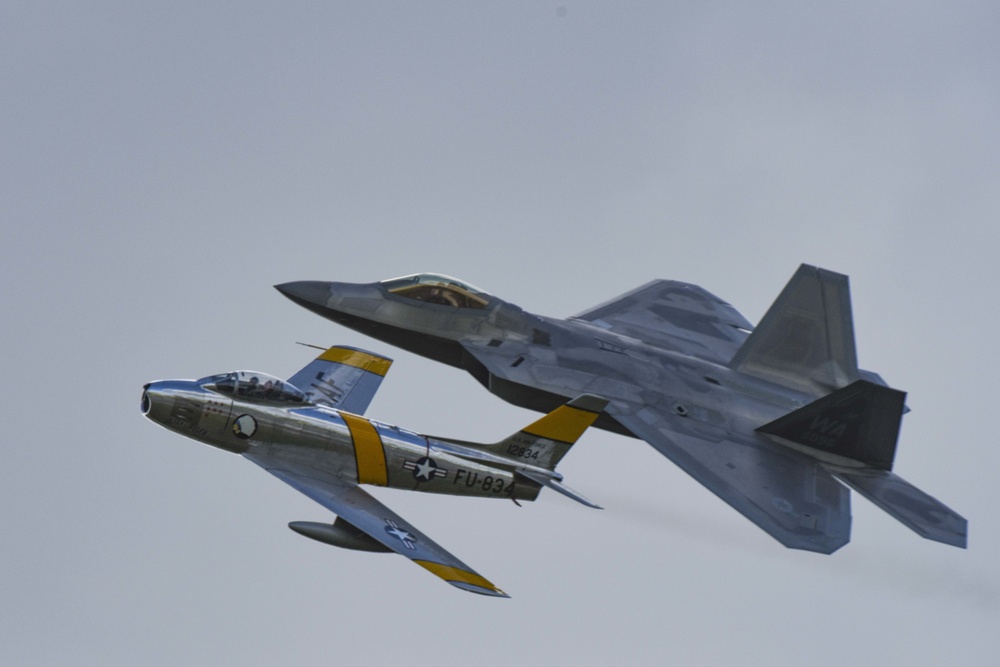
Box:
143, 345, 607, 597
275, 265, 967, 554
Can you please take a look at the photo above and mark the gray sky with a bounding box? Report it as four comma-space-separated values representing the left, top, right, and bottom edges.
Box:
3, 2, 998, 665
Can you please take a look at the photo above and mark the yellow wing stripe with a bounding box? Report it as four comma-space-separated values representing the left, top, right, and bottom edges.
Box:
521, 405, 601, 444
342, 413, 388, 486
318, 346, 392, 377
414, 560, 504, 594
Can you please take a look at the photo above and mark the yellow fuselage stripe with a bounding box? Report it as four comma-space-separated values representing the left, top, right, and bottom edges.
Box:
414, 560, 502, 593
342, 413, 388, 486
522, 405, 600, 444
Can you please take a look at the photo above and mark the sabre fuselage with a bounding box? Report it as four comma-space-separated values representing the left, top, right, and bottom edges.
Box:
141, 378, 539, 502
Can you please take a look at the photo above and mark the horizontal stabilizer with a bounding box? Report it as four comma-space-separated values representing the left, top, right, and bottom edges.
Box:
516, 469, 602, 509
830, 468, 967, 548
758, 380, 906, 470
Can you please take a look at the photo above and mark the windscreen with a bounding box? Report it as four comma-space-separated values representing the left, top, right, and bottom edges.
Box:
198, 372, 306, 404
380, 273, 491, 309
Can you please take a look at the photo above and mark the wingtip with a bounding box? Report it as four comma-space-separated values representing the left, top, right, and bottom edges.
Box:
449, 581, 510, 598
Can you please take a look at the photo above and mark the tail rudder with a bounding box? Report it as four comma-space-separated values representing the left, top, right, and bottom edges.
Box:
287, 345, 392, 415
730, 264, 859, 395
494, 394, 608, 470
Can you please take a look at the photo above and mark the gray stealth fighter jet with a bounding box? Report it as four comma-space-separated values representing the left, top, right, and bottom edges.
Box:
276, 265, 967, 554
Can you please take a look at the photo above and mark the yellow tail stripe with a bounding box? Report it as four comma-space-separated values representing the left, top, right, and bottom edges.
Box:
318, 347, 392, 377
414, 560, 503, 594
342, 413, 388, 486
522, 405, 600, 444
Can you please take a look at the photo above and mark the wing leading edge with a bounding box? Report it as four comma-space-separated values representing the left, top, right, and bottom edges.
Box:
570, 280, 753, 365
243, 450, 508, 597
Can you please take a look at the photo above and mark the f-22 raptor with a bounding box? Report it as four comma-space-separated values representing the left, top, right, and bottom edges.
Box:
143, 345, 607, 596
276, 265, 967, 554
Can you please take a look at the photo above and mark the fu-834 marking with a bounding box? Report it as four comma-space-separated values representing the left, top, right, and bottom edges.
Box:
453, 469, 515, 495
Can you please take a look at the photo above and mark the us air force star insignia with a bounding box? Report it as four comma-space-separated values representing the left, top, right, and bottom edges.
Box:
402, 456, 448, 482
384, 519, 417, 549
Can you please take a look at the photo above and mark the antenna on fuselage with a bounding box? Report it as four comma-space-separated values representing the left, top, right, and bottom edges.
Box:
295, 342, 327, 351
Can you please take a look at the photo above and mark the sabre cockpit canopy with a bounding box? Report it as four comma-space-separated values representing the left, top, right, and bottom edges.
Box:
198, 371, 306, 404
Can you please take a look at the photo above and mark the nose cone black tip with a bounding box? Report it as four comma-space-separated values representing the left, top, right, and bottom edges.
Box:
274, 281, 333, 308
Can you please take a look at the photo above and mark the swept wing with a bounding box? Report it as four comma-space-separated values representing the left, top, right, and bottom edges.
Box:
243, 449, 507, 597
571, 279, 752, 364
611, 405, 852, 554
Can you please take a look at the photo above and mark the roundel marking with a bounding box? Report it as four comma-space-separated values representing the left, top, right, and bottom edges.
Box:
233, 414, 258, 439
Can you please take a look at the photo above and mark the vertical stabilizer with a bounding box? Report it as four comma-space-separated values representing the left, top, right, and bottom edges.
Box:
730, 264, 859, 395
757, 380, 905, 470
492, 394, 608, 471
287, 345, 392, 415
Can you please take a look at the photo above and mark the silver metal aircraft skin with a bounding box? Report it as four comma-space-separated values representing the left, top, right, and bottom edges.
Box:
142, 345, 608, 597
275, 266, 968, 554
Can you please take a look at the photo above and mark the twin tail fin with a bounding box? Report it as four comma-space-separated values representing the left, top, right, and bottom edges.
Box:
757, 379, 966, 548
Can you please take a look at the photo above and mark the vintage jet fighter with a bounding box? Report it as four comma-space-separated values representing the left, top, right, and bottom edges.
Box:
275, 266, 968, 554
142, 345, 607, 596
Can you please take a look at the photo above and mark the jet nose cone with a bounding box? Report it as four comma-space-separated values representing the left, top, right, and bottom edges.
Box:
274, 281, 334, 308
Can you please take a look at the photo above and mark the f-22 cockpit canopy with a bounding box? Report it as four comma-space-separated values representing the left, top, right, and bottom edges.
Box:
380, 273, 492, 310
198, 371, 306, 404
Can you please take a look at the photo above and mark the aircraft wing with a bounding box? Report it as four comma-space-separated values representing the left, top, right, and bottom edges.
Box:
611, 405, 852, 554
570, 280, 753, 364
243, 449, 508, 597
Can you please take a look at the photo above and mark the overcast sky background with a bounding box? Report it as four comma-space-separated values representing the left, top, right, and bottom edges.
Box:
3, 3, 998, 665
